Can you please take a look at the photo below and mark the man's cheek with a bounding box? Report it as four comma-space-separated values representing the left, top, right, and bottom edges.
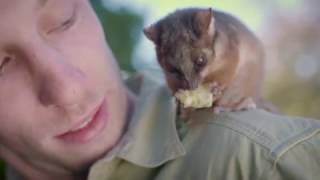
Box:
0, 111, 42, 144
0, 119, 29, 151
0, 113, 20, 137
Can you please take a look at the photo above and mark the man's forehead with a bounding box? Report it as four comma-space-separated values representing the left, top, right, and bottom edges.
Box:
0, 0, 72, 36
0, 0, 49, 12
38, 0, 49, 8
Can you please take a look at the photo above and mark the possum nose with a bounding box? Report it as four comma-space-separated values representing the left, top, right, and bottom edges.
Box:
188, 80, 199, 89
182, 76, 199, 90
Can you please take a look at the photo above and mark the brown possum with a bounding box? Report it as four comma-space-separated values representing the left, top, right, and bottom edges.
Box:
144, 7, 278, 114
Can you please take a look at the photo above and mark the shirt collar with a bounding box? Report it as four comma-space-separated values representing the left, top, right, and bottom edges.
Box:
90, 70, 186, 169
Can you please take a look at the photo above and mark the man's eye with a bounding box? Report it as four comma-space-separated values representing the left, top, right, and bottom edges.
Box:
0, 56, 12, 75
48, 12, 76, 34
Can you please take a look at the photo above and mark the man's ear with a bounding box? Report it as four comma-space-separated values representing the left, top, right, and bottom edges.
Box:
194, 8, 215, 38
143, 24, 159, 44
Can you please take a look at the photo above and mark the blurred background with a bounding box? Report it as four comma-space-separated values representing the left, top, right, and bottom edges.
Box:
90, 0, 320, 119
1, 0, 320, 178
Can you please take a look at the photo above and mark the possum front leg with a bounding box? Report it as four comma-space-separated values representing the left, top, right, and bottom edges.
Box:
213, 38, 264, 113
210, 81, 257, 114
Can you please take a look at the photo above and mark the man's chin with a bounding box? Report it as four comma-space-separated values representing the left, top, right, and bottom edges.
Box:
57, 140, 113, 169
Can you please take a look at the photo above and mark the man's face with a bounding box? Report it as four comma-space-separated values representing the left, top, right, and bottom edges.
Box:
0, 0, 128, 175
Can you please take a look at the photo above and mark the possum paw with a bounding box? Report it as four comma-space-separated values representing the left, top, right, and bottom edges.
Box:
208, 81, 224, 98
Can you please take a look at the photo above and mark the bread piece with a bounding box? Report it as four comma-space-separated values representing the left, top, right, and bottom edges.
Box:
175, 84, 214, 108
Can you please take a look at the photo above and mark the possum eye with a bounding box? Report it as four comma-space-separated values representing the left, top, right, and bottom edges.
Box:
194, 55, 207, 71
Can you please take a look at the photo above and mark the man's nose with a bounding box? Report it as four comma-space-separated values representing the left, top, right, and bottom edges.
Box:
25, 44, 90, 110
38, 61, 88, 108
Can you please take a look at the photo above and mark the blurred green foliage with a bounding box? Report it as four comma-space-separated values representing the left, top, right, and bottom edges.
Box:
265, 38, 320, 119
90, 0, 144, 73
263, 0, 320, 119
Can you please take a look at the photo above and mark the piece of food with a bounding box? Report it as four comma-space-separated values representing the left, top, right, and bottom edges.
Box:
174, 84, 215, 108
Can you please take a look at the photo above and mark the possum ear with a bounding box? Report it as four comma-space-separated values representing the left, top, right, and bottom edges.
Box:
194, 8, 215, 38
143, 24, 160, 44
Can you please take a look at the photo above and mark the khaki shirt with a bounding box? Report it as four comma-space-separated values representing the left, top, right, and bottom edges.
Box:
88, 71, 320, 180
7, 70, 320, 180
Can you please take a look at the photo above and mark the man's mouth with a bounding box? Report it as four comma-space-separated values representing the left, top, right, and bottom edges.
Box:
69, 113, 96, 132
57, 98, 108, 144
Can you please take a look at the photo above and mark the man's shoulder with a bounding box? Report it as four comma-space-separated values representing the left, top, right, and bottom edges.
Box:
172, 110, 320, 179
212, 110, 319, 150
187, 109, 320, 155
